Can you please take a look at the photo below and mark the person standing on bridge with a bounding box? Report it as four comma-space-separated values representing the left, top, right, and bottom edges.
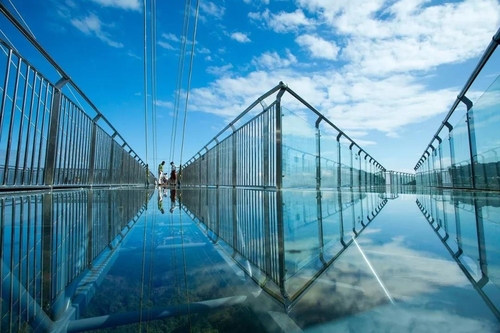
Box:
158, 161, 165, 185
170, 161, 177, 186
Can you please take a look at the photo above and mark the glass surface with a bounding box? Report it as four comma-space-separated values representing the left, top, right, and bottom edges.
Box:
450, 114, 473, 188
281, 107, 317, 188
470, 75, 500, 190
2, 187, 500, 332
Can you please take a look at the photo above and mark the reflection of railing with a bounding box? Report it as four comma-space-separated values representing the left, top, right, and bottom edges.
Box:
415, 192, 500, 321
182, 82, 386, 189
415, 27, 500, 191
0, 5, 152, 189
0, 188, 153, 332
180, 187, 387, 311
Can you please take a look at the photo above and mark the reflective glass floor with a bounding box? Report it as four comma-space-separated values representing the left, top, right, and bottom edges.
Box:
2, 186, 500, 332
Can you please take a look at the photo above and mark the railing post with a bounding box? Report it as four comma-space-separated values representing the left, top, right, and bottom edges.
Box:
44, 78, 69, 186
275, 86, 286, 190
88, 115, 100, 185
215, 139, 220, 188
336, 133, 342, 188
263, 107, 270, 188
461, 96, 477, 189
443, 122, 456, 187
349, 142, 355, 188
315, 117, 322, 191
231, 126, 237, 187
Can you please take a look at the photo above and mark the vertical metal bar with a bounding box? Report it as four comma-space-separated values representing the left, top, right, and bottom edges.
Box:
315, 118, 322, 191
37, 81, 51, 184
66, 104, 76, 183
14, 64, 31, 185
79, 114, 89, 183
232, 127, 237, 187
0, 198, 3, 324
87, 190, 93, 266
28, 75, 42, 184
276, 184, 287, 304
317, 189, 324, 263
41, 192, 52, 312
60, 98, 71, 184
2, 57, 22, 185
44, 83, 63, 186
216, 143, 220, 187
337, 134, 342, 188
88, 120, 98, 184
462, 97, 477, 189
0, 49, 13, 139
263, 109, 269, 188
22, 70, 38, 185
276, 89, 285, 190
473, 194, 488, 276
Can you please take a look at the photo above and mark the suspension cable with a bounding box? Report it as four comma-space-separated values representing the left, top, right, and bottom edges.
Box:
151, 0, 158, 169
139, 0, 149, 330
143, 0, 149, 171
179, 0, 201, 168
170, 0, 191, 163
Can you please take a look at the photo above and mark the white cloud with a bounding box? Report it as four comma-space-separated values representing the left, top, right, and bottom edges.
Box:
249, 9, 313, 33
296, 0, 500, 75
71, 13, 124, 48
155, 100, 174, 108
206, 64, 233, 76
90, 0, 141, 11
158, 41, 175, 50
251, 50, 297, 70
295, 34, 340, 60
161, 33, 179, 42
199, 2, 225, 19
198, 47, 211, 54
231, 32, 251, 43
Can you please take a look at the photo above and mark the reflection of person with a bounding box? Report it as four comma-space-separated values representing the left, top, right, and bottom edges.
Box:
157, 189, 165, 214
170, 162, 177, 186
158, 161, 165, 185
169, 188, 176, 213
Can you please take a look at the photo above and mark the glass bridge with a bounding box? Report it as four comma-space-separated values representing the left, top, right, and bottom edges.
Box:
2, 186, 500, 332
2, 3, 500, 333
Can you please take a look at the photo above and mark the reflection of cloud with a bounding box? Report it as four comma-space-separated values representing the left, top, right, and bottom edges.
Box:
289, 235, 497, 330
306, 305, 499, 333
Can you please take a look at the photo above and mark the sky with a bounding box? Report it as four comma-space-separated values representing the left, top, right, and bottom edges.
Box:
0, 0, 499, 174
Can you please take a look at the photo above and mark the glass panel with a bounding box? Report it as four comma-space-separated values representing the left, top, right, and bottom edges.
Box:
450, 114, 473, 188
281, 107, 317, 188
470, 75, 500, 190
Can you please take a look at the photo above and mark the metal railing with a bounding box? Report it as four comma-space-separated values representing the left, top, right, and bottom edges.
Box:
0, 4, 153, 190
414, 27, 500, 191
180, 187, 388, 310
182, 82, 387, 189
0, 188, 153, 332
415, 190, 500, 321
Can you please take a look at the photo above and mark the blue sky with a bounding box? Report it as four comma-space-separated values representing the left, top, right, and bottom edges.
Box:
1, 0, 499, 173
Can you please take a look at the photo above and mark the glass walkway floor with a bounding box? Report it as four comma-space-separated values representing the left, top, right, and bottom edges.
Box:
1, 186, 500, 332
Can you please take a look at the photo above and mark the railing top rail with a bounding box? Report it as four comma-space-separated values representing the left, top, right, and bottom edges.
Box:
0, 4, 145, 167
414, 27, 500, 171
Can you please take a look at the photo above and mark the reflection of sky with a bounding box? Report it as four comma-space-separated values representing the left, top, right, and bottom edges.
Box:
70, 189, 500, 331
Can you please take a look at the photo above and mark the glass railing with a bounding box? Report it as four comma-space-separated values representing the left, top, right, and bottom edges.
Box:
0, 188, 152, 332
415, 28, 500, 191
0, 5, 153, 189
182, 83, 392, 189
